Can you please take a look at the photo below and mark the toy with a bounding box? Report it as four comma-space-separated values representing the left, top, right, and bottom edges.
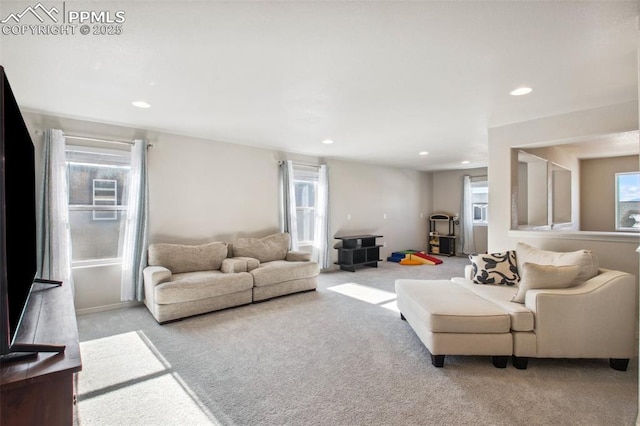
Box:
411, 252, 443, 265
387, 250, 420, 263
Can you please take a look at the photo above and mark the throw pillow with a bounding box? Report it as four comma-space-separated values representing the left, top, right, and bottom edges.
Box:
469, 251, 520, 286
515, 242, 598, 286
232, 232, 290, 263
511, 262, 579, 304
148, 241, 229, 274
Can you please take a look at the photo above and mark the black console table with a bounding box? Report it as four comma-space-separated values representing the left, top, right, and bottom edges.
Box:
334, 234, 383, 272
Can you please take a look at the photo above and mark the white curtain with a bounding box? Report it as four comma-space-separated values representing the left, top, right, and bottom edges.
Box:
313, 165, 331, 269
37, 129, 73, 287
120, 140, 149, 301
460, 175, 476, 254
279, 160, 299, 251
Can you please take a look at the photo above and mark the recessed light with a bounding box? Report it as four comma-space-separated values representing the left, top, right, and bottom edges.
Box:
132, 101, 151, 108
461, 160, 470, 164
418, 151, 429, 156
322, 139, 334, 145
510, 87, 532, 96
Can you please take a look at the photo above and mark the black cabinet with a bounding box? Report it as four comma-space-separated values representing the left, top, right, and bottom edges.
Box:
334, 234, 382, 272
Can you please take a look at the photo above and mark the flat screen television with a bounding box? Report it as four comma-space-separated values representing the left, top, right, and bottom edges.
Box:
1, 65, 64, 362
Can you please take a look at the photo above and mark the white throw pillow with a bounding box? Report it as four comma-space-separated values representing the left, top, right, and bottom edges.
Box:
232, 232, 290, 263
511, 262, 579, 304
469, 251, 520, 286
148, 241, 228, 273
515, 242, 598, 286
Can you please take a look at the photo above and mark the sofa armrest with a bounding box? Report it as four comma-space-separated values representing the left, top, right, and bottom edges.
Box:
286, 251, 311, 262
221, 257, 260, 273
464, 265, 473, 280
524, 269, 636, 358
143, 266, 171, 306
143, 266, 172, 286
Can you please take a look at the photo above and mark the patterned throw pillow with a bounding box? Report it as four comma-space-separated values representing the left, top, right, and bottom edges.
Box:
469, 251, 520, 286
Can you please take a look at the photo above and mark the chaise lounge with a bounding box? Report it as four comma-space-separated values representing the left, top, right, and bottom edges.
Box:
396, 242, 637, 370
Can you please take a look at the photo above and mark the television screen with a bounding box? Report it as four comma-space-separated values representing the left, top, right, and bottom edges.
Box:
0, 66, 38, 354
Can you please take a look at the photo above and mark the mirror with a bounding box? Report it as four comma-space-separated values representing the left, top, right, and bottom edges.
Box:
511, 132, 637, 232
517, 151, 548, 228
551, 163, 571, 226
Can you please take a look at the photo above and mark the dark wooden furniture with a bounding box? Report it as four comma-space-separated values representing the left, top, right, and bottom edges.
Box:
334, 234, 383, 271
428, 214, 457, 256
1, 281, 82, 426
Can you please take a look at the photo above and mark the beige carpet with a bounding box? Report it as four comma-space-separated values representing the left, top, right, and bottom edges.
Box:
76, 258, 638, 425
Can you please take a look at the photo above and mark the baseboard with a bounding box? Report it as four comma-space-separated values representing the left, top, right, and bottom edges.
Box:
75, 301, 143, 316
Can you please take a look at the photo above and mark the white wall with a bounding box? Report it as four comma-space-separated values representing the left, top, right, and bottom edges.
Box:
431, 167, 488, 254
23, 112, 432, 310
487, 101, 639, 279
328, 159, 432, 259
148, 133, 281, 243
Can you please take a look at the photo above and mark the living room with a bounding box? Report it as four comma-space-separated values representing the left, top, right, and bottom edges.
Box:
1, 1, 639, 425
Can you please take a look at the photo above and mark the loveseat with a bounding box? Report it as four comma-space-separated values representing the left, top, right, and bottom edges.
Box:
143, 233, 319, 323
396, 242, 636, 370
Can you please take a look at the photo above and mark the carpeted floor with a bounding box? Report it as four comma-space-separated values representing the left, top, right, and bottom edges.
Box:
75, 257, 638, 425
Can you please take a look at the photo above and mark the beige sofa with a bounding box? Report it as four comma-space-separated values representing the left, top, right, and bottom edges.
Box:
143, 233, 319, 323
396, 242, 636, 370
230, 232, 320, 302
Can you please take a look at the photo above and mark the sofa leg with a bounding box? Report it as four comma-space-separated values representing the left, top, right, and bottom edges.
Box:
431, 354, 445, 367
400, 313, 406, 321
512, 356, 529, 370
491, 356, 508, 368
610, 358, 629, 371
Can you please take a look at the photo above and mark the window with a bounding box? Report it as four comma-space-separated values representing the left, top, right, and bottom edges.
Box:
66, 146, 131, 263
615, 172, 640, 231
293, 166, 319, 246
471, 180, 488, 225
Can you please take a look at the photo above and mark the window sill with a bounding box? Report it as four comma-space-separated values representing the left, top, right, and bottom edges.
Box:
72, 258, 123, 269
508, 229, 639, 244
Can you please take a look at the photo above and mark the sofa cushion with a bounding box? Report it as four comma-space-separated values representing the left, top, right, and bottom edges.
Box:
148, 242, 228, 274
395, 279, 511, 334
516, 242, 598, 285
452, 277, 534, 332
469, 251, 519, 286
285, 251, 311, 262
511, 262, 579, 304
154, 270, 253, 304
250, 260, 320, 287
232, 233, 290, 263
221, 257, 260, 273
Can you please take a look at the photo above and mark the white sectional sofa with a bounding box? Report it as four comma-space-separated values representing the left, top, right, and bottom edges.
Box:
143, 233, 319, 323
396, 242, 637, 370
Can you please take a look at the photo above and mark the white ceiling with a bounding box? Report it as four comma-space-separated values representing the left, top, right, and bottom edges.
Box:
556, 130, 640, 159
1, 1, 638, 171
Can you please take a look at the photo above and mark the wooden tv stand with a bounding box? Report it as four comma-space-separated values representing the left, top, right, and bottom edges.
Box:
1, 281, 82, 426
